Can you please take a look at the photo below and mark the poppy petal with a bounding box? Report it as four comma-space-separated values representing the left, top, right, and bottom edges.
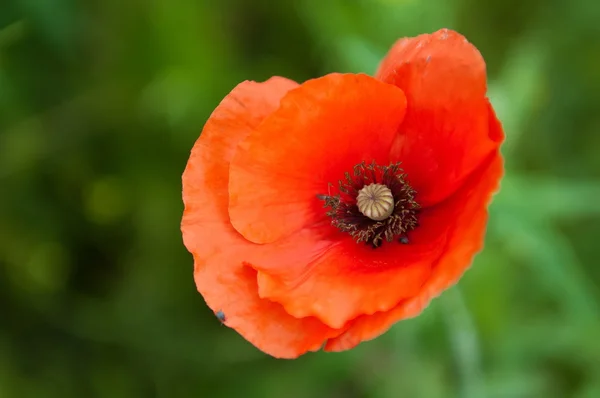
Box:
228, 73, 408, 245
181, 77, 342, 358
243, 196, 459, 329
376, 28, 501, 207
323, 151, 504, 352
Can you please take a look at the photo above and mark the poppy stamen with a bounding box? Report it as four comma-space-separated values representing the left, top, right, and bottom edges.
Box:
319, 161, 419, 248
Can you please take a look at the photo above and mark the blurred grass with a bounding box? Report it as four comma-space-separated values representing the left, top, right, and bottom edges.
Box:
1, 0, 600, 397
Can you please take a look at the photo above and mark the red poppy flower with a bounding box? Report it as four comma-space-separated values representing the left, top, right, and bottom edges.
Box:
181, 28, 504, 358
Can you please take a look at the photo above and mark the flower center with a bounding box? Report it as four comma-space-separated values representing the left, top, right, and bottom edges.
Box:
356, 183, 395, 221
318, 161, 419, 248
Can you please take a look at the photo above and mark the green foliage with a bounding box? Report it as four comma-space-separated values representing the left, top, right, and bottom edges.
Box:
1, 0, 599, 397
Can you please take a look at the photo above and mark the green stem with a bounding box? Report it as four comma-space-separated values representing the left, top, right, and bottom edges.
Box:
442, 287, 485, 398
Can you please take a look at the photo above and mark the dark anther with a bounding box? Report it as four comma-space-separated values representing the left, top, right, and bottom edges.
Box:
318, 161, 420, 248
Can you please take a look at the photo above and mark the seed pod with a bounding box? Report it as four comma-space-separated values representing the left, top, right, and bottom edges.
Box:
357, 183, 395, 221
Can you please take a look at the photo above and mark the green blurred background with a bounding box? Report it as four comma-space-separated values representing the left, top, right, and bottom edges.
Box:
1, 0, 600, 397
